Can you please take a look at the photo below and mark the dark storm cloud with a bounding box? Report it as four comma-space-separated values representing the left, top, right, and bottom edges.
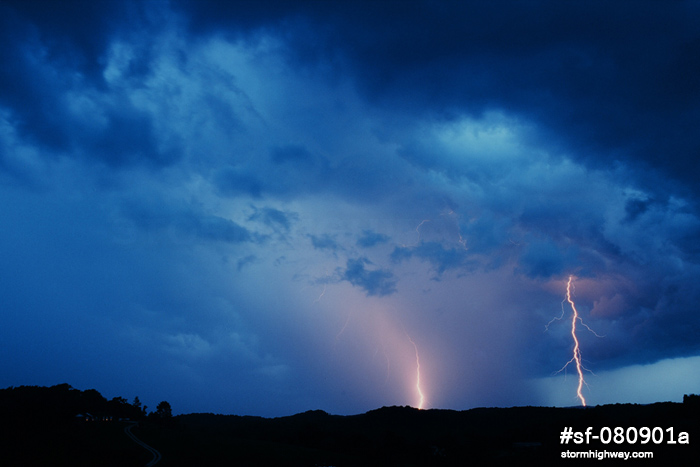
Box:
214, 168, 264, 198
391, 242, 474, 277
187, 215, 252, 244
516, 240, 573, 279
0, 0, 128, 79
308, 233, 341, 252
174, 0, 700, 194
236, 254, 257, 271
357, 230, 390, 248
213, 147, 332, 201
331, 1, 700, 194
120, 196, 252, 245
79, 107, 164, 167
340, 257, 396, 297
0, 1, 174, 168
3, 0, 700, 190
270, 144, 316, 166
624, 196, 656, 223
248, 206, 297, 233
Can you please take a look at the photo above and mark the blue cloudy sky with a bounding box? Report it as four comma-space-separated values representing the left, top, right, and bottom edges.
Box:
2, 0, 700, 416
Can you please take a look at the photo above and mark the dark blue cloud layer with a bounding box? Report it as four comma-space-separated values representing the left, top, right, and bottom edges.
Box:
341, 258, 397, 297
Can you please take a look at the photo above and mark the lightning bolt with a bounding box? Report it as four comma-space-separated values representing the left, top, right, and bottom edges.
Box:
414, 219, 430, 244
549, 276, 603, 406
307, 270, 334, 305
565, 276, 587, 406
313, 284, 327, 304
444, 209, 468, 250
406, 334, 425, 410
334, 311, 352, 348
404, 211, 468, 250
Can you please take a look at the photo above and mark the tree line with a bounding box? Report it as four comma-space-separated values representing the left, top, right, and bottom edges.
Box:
0, 383, 171, 424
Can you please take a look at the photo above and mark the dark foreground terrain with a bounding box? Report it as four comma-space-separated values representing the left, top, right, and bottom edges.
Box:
2, 385, 699, 466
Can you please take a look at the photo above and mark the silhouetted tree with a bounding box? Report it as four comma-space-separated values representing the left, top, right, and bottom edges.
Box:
683, 394, 699, 405
149, 400, 174, 426
0, 384, 113, 423
107, 396, 134, 419
155, 401, 172, 419
131, 396, 147, 419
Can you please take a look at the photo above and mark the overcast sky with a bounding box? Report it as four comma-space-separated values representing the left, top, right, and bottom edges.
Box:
1, 0, 700, 416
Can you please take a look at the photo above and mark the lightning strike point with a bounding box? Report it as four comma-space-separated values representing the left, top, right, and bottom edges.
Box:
406, 334, 425, 410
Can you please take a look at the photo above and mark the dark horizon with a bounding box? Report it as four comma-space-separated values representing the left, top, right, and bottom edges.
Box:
4, 382, 698, 419
5, 383, 697, 465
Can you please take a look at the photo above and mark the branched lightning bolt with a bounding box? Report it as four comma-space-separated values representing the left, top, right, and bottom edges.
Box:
565, 276, 587, 406
444, 209, 468, 250
406, 334, 425, 410
404, 211, 468, 250
548, 276, 604, 406
400, 219, 430, 248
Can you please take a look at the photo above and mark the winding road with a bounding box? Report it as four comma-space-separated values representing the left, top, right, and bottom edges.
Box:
124, 422, 162, 467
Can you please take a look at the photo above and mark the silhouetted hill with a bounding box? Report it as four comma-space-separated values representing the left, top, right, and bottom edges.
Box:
0, 384, 157, 466
2, 385, 699, 465
161, 403, 700, 466
0, 383, 145, 423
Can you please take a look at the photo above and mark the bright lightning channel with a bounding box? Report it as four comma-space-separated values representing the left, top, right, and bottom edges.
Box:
550, 276, 603, 406
565, 276, 587, 406
406, 334, 425, 410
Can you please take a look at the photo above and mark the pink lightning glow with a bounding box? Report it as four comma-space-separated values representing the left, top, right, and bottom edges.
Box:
546, 276, 603, 406
406, 335, 425, 409
551, 275, 605, 406
565, 276, 587, 406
